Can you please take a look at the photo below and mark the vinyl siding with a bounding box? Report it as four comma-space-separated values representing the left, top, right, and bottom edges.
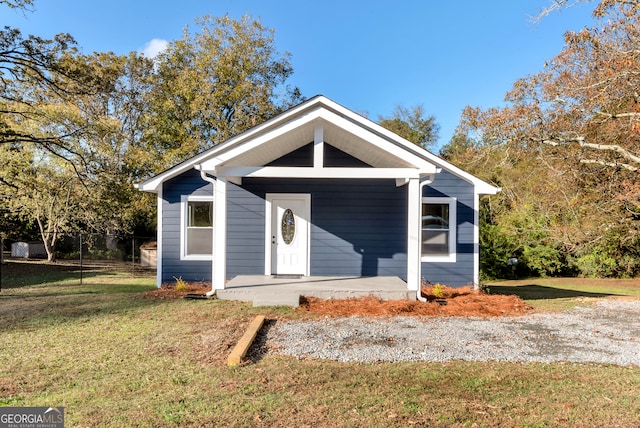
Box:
234, 178, 407, 279
158, 148, 478, 287
422, 170, 476, 286
161, 169, 213, 283
226, 183, 265, 276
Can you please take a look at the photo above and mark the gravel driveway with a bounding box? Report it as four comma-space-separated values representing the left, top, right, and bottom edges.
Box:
266, 299, 640, 366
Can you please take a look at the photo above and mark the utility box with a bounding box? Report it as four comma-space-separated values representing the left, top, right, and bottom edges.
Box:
140, 241, 157, 267
11, 241, 47, 258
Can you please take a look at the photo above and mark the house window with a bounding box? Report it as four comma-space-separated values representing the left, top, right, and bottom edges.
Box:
421, 197, 456, 262
182, 196, 213, 259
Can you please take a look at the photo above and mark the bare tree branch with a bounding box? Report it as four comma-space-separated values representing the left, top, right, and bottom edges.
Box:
537, 135, 640, 167
580, 158, 638, 171
531, 0, 591, 23
594, 110, 640, 120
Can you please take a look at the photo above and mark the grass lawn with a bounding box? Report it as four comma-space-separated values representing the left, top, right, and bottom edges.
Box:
487, 277, 640, 312
1, 263, 640, 427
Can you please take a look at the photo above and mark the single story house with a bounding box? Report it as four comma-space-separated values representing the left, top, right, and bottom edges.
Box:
136, 96, 499, 299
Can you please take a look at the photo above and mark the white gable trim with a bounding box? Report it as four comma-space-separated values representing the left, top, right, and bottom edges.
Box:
136, 95, 499, 196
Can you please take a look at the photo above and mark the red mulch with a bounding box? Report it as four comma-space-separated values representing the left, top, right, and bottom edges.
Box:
144, 283, 532, 317
297, 286, 531, 317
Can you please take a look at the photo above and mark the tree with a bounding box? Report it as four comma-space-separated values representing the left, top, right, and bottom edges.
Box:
2, 8, 305, 260
0, 143, 84, 261
1, 40, 157, 257
144, 14, 304, 167
1, 1, 100, 173
448, 0, 640, 277
57, 52, 158, 240
1, 0, 33, 9
532, 0, 591, 22
378, 105, 440, 150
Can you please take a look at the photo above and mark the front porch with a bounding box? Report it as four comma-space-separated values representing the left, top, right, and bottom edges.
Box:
216, 275, 412, 307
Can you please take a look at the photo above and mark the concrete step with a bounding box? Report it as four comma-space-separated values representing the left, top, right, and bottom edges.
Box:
252, 293, 301, 308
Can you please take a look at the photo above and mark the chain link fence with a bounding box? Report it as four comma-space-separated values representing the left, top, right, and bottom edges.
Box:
0, 233, 156, 290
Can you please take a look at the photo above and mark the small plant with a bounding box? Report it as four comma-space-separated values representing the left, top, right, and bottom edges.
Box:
174, 276, 187, 291
432, 283, 445, 299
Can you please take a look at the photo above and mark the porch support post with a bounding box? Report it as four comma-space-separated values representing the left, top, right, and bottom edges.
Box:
406, 177, 421, 292
213, 176, 227, 290
155, 189, 163, 289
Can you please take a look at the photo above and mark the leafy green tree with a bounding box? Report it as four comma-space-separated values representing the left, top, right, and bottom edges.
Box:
0, 26, 96, 167
378, 105, 439, 150
2, 7, 304, 258
145, 14, 304, 167
1, 50, 161, 258
61, 52, 158, 239
0, 144, 84, 261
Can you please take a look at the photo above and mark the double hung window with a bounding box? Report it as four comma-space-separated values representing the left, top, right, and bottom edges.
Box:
182, 196, 213, 259
421, 197, 456, 262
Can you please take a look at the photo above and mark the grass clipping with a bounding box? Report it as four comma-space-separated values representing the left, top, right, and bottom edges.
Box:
297, 285, 532, 317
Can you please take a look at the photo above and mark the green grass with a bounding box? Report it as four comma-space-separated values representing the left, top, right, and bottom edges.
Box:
0, 258, 153, 288
2, 266, 640, 426
486, 277, 640, 311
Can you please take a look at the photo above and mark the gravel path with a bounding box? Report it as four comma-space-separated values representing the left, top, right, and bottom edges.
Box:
265, 299, 640, 366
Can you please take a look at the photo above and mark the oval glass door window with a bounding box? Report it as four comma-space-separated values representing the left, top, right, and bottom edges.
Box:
281, 209, 296, 245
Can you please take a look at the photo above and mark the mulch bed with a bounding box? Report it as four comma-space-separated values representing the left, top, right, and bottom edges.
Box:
297, 286, 531, 317
144, 283, 532, 317
142, 282, 210, 299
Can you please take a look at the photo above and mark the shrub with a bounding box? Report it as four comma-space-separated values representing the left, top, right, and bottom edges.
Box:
573, 247, 619, 278
174, 276, 187, 291
432, 283, 445, 299
521, 245, 565, 277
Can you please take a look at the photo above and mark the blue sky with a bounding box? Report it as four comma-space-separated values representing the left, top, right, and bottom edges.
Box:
5, 0, 596, 149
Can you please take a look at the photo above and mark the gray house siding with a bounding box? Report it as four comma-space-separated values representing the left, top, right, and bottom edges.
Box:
231, 178, 407, 279
310, 180, 407, 278
161, 169, 213, 283
266, 142, 371, 168
226, 182, 266, 277
422, 170, 476, 286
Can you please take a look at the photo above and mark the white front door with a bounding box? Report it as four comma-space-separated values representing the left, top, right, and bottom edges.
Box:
267, 194, 310, 275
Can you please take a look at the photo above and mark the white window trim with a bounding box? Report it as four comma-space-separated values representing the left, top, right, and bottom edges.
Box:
180, 195, 214, 261
421, 196, 457, 263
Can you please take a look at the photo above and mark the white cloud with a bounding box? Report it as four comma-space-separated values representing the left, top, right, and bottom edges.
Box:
142, 39, 168, 58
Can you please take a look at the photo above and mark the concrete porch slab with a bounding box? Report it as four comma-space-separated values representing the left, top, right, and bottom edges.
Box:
217, 275, 412, 306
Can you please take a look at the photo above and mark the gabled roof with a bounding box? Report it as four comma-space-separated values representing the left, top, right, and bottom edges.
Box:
136, 95, 500, 195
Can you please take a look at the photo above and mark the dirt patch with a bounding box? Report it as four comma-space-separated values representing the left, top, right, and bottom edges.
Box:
297, 286, 532, 317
